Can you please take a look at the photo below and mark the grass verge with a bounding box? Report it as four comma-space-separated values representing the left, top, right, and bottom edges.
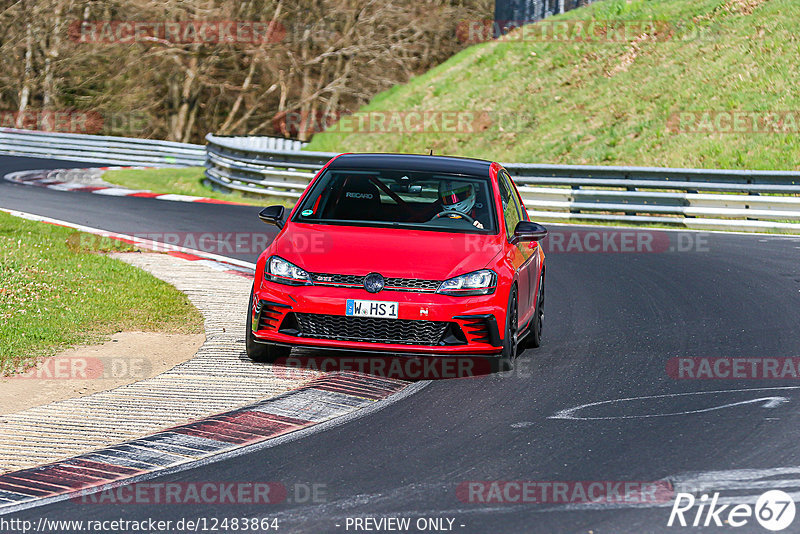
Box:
306, 0, 800, 170
102, 167, 290, 207
0, 212, 204, 375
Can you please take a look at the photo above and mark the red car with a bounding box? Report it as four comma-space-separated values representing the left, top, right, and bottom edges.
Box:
247, 153, 547, 364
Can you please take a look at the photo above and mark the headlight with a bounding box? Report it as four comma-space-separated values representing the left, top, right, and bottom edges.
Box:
437, 269, 497, 296
265, 256, 313, 286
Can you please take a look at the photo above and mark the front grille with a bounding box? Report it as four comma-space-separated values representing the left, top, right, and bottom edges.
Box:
311, 273, 363, 286
288, 313, 451, 346
310, 273, 440, 292
384, 278, 440, 291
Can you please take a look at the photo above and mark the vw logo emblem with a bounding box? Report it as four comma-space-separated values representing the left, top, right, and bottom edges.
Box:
364, 273, 385, 293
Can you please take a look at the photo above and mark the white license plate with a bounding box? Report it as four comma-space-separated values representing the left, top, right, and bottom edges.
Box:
346, 299, 398, 319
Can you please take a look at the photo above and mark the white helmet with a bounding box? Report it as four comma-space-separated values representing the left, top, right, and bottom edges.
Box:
439, 181, 476, 214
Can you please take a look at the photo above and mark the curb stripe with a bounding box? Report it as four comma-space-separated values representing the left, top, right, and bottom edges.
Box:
101, 446, 186, 467
194, 198, 246, 205
167, 251, 205, 261
135, 433, 231, 453
0, 482, 54, 497
4, 167, 252, 206
77, 452, 160, 470
250, 389, 369, 422
6, 472, 86, 490
0, 373, 408, 512
0, 477, 70, 493
94, 187, 149, 196
43, 467, 110, 484
214, 411, 310, 429
0, 490, 30, 503
55, 464, 133, 480
121, 442, 204, 459
71, 186, 107, 192
312, 382, 394, 401
172, 419, 292, 444
127, 438, 225, 457
60, 459, 142, 477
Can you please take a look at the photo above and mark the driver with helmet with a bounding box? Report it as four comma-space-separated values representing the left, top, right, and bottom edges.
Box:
434, 180, 485, 229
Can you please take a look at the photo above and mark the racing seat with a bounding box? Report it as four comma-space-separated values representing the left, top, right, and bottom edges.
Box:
326, 176, 383, 221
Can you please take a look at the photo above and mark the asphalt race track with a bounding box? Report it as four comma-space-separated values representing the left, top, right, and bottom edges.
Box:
2, 154, 800, 533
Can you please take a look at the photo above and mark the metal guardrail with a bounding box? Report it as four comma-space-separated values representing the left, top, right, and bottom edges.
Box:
205, 134, 800, 232
211, 135, 306, 152
4, 128, 797, 232
504, 163, 800, 232
205, 133, 330, 199
0, 128, 206, 167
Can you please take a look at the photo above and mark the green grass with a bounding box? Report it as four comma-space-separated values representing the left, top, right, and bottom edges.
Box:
0, 212, 204, 375
306, 0, 800, 170
102, 167, 291, 207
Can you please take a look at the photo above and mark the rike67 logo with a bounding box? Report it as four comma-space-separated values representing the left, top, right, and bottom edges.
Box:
668, 490, 796, 531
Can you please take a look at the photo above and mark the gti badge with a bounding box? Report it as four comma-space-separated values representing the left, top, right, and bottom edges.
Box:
364, 272, 385, 293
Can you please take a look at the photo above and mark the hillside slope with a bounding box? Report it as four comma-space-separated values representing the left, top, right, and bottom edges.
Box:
307, 0, 800, 170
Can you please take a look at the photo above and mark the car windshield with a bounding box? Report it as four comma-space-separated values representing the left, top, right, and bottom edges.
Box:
292, 168, 497, 233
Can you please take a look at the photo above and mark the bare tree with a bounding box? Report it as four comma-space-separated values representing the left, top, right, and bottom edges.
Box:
0, 0, 491, 142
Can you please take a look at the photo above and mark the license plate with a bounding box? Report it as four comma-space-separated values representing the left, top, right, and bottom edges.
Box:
346, 299, 398, 319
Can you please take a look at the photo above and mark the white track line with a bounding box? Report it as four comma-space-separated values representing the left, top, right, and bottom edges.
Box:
0, 207, 256, 271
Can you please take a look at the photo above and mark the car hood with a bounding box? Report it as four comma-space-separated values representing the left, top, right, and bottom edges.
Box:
273, 223, 501, 280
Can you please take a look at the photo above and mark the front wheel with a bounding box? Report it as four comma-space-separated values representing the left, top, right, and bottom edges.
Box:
246, 288, 291, 363
502, 287, 519, 363
527, 271, 545, 349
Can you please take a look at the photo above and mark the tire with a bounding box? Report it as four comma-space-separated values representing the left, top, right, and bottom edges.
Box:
246, 288, 291, 363
501, 286, 519, 364
528, 271, 545, 349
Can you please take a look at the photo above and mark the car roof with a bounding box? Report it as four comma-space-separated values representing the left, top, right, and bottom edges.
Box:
327, 153, 494, 177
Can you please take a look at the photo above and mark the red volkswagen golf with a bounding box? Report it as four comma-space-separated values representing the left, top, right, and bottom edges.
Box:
247, 153, 547, 364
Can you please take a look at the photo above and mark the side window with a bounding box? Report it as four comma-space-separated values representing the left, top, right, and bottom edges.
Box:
508, 174, 528, 223
498, 171, 521, 240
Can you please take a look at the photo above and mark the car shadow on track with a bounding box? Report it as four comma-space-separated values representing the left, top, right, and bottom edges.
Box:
240, 348, 515, 382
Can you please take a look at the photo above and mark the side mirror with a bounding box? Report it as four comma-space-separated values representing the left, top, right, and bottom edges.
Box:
513, 221, 548, 242
258, 205, 285, 228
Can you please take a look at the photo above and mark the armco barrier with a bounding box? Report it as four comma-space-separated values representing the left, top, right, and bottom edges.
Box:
0, 129, 303, 169
4, 128, 798, 233
504, 163, 800, 232
0, 128, 206, 167
205, 134, 800, 233
204, 133, 328, 199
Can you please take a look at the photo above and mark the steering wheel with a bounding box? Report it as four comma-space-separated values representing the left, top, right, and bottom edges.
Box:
432, 211, 476, 224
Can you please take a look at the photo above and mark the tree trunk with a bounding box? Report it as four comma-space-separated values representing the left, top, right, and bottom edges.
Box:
16, 18, 33, 128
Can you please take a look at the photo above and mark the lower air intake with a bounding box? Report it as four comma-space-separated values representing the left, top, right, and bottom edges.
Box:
288, 313, 451, 346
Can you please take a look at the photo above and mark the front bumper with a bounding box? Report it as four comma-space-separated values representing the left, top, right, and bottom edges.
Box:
251, 280, 506, 355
